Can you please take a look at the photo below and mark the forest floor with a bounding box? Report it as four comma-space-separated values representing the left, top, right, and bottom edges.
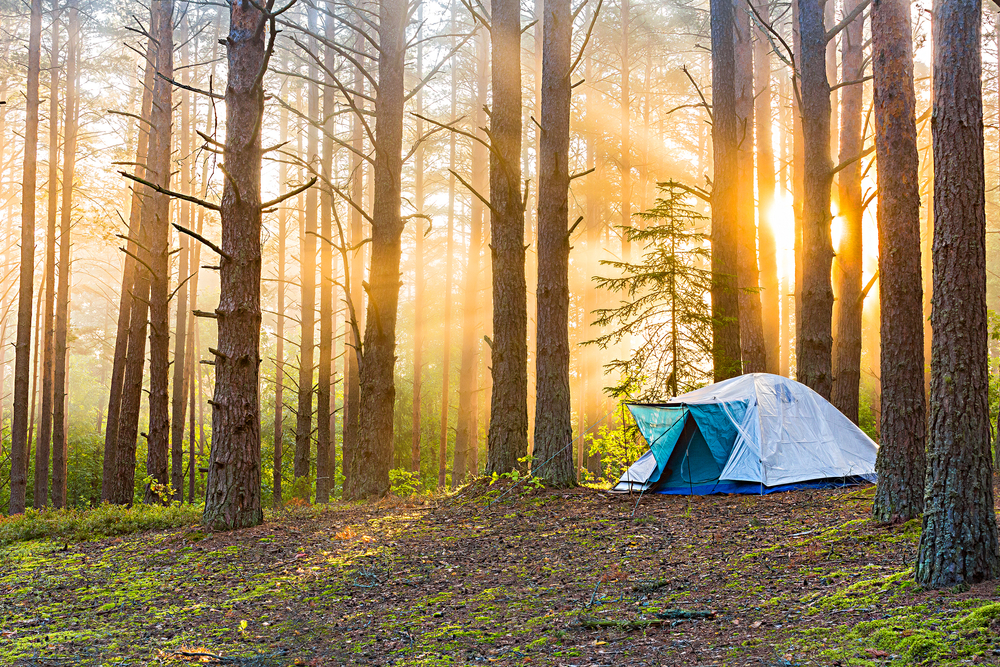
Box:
3, 479, 1000, 667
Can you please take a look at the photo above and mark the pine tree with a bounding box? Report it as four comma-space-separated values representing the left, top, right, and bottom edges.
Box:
592, 182, 714, 401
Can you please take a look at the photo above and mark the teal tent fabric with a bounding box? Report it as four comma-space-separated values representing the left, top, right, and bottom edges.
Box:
686, 402, 748, 468
628, 404, 688, 480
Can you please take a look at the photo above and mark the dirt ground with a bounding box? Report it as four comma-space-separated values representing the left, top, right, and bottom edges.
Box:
3, 479, 1000, 666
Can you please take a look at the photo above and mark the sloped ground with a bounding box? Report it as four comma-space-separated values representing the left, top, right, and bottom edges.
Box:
2, 479, 1000, 667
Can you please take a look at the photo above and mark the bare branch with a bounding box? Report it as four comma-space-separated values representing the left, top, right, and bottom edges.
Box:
172, 222, 232, 261
119, 171, 221, 212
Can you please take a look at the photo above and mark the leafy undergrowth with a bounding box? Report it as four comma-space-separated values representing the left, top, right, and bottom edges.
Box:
2, 480, 1000, 666
0, 502, 204, 547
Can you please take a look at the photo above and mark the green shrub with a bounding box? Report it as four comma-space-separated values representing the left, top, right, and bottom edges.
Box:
0, 502, 203, 546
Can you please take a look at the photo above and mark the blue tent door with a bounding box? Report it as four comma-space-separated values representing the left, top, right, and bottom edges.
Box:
656, 417, 724, 493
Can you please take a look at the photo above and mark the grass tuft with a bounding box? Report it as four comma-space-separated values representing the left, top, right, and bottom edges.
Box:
0, 502, 203, 546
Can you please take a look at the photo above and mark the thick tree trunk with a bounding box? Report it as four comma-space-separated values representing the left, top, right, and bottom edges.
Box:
316, 13, 336, 503
9, 0, 43, 514
533, 0, 574, 487
295, 13, 319, 502
792, 0, 804, 377
143, 0, 174, 506
170, 16, 192, 503
51, 3, 79, 509
36, 0, 60, 509
830, 0, 865, 423
753, 0, 779, 375
870, 0, 925, 523
486, 0, 529, 476
345, 0, 406, 500
102, 35, 156, 504
735, 0, 766, 374
710, 0, 741, 381
202, 0, 266, 531
915, 0, 1000, 587
796, 0, 834, 398
620, 0, 630, 264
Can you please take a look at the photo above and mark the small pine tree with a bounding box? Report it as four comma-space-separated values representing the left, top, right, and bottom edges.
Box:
590, 181, 714, 401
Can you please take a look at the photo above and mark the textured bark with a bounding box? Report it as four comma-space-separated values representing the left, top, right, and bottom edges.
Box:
486, 0, 529, 475
532, 0, 575, 487
870, 0, 924, 523
202, 0, 266, 531
453, 29, 490, 486
753, 0, 779, 375
710, 0, 741, 381
345, 0, 405, 500
734, 0, 766, 374
316, 13, 336, 503
915, 0, 1000, 587
102, 35, 156, 504
143, 0, 174, 506
791, 0, 804, 376
295, 12, 319, 501
170, 16, 192, 503
795, 0, 834, 398
9, 0, 43, 514
51, 3, 79, 509
36, 0, 60, 509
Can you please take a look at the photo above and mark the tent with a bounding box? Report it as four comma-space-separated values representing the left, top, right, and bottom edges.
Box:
612, 373, 878, 495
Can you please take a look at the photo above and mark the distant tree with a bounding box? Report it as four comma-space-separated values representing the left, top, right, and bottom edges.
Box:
915, 0, 1000, 586
532, 0, 574, 487
753, 0, 779, 375
486, 0, 529, 476
51, 2, 80, 509
709, 0, 741, 382
830, 0, 866, 423
592, 182, 714, 401
871, 0, 926, 515
734, 0, 766, 375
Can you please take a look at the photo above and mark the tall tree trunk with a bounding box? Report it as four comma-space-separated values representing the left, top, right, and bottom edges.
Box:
295, 11, 320, 501
202, 0, 267, 530
35, 0, 60, 509
273, 63, 289, 508
346, 0, 406, 499
486, 0, 529, 475
51, 3, 79, 509
9, 0, 44, 515
915, 0, 1000, 586
792, 0, 804, 376
710, 0, 741, 381
796, 0, 834, 398
440, 21, 457, 488
533, 0, 574, 487
170, 15, 192, 503
102, 34, 156, 504
735, 0, 766, 374
830, 0, 864, 422
143, 0, 174, 505
342, 25, 366, 493
870, 0, 925, 523
754, 0, 780, 374
316, 12, 336, 503
454, 30, 489, 486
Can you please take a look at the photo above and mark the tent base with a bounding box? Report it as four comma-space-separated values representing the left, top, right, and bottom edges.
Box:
612, 475, 874, 496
